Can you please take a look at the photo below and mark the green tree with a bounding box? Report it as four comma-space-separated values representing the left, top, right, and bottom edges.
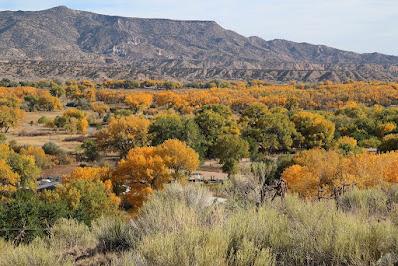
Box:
195, 104, 239, 158
241, 105, 298, 159
81, 139, 100, 162
0, 133, 6, 144
149, 114, 185, 146
214, 135, 249, 176
57, 180, 120, 225
42, 142, 64, 156
379, 134, 398, 153
54, 116, 67, 128
49, 83, 65, 97
149, 114, 204, 157
0, 190, 69, 244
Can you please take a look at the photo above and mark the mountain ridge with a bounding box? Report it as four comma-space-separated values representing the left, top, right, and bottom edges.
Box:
0, 6, 397, 82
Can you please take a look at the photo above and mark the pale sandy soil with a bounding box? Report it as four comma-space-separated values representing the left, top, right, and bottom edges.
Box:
198, 160, 228, 180
6, 111, 83, 152
41, 164, 79, 178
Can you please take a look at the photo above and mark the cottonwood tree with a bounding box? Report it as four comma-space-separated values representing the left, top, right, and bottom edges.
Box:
55, 108, 89, 134
0, 106, 23, 133
8, 153, 41, 190
91, 102, 110, 118
62, 166, 120, 207
292, 111, 335, 149
113, 146, 170, 209
280, 148, 398, 199
0, 160, 20, 202
195, 104, 240, 158
125, 93, 153, 113
113, 140, 200, 210
96, 116, 150, 158
157, 139, 199, 178
241, 105, 298, 159
149, 114, 204, 156
214, 134, 249, 176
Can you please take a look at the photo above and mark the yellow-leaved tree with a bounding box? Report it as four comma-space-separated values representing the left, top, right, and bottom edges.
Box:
0, 159, 20, 202
291, 111, 335, 148
157, 139, 199, 178
96, 115, 150, 158
125, 93, 153, 113
282, 149, 398, 199
113, 140, 200, 210
63, 166, 120, 206
113, 146, 170, 209
20, 146, 50, 169
91, 102, 110, 118
0, 106, 24, 133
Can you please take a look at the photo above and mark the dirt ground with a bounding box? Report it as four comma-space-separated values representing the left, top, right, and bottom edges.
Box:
197, 160, 228, 180
41, 164, 79, 178
6, 111, 83, 152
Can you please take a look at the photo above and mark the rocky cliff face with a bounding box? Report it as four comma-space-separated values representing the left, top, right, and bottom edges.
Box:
0, 6, 397, 82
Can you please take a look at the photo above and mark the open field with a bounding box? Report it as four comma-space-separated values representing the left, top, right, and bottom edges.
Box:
6, 111, 84, 152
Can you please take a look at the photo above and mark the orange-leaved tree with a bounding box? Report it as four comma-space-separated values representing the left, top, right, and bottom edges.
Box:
156, 139, 199, 178
125, 93, 153, 113
113, 140, 200, 210
113, 146, 170, 209
282, 149, 398, 199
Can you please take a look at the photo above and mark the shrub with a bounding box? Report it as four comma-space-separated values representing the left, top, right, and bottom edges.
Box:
54, 116, 67, 128
2, 184, 398, 265
249, 196, 398, 265
42, 142, 63, 156
0, 133, 7, 143
379, 134, 398, 152
136, 191, 398, 265
133, 183, 223, 237
338, 187, 389, 217
37, 116, 50, 125
0, 190, 70, 244
92, 217, 136, 253
48, 218, 97, 252
358, 137, 382, 148
0, 239, 73, 266
109, 252, 143, 266
138, 220, 275, 266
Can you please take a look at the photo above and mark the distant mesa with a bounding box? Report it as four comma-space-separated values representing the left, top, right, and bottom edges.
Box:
0, 6, 397, 81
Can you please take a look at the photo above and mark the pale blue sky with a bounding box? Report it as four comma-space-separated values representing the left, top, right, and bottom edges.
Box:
1, 0, 397, 55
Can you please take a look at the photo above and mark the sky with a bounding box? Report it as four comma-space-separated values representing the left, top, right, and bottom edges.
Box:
0, 0, 397, 55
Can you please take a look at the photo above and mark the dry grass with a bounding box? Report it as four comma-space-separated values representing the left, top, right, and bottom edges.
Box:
3, 184, 398, 265
6, 111, 83, 152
